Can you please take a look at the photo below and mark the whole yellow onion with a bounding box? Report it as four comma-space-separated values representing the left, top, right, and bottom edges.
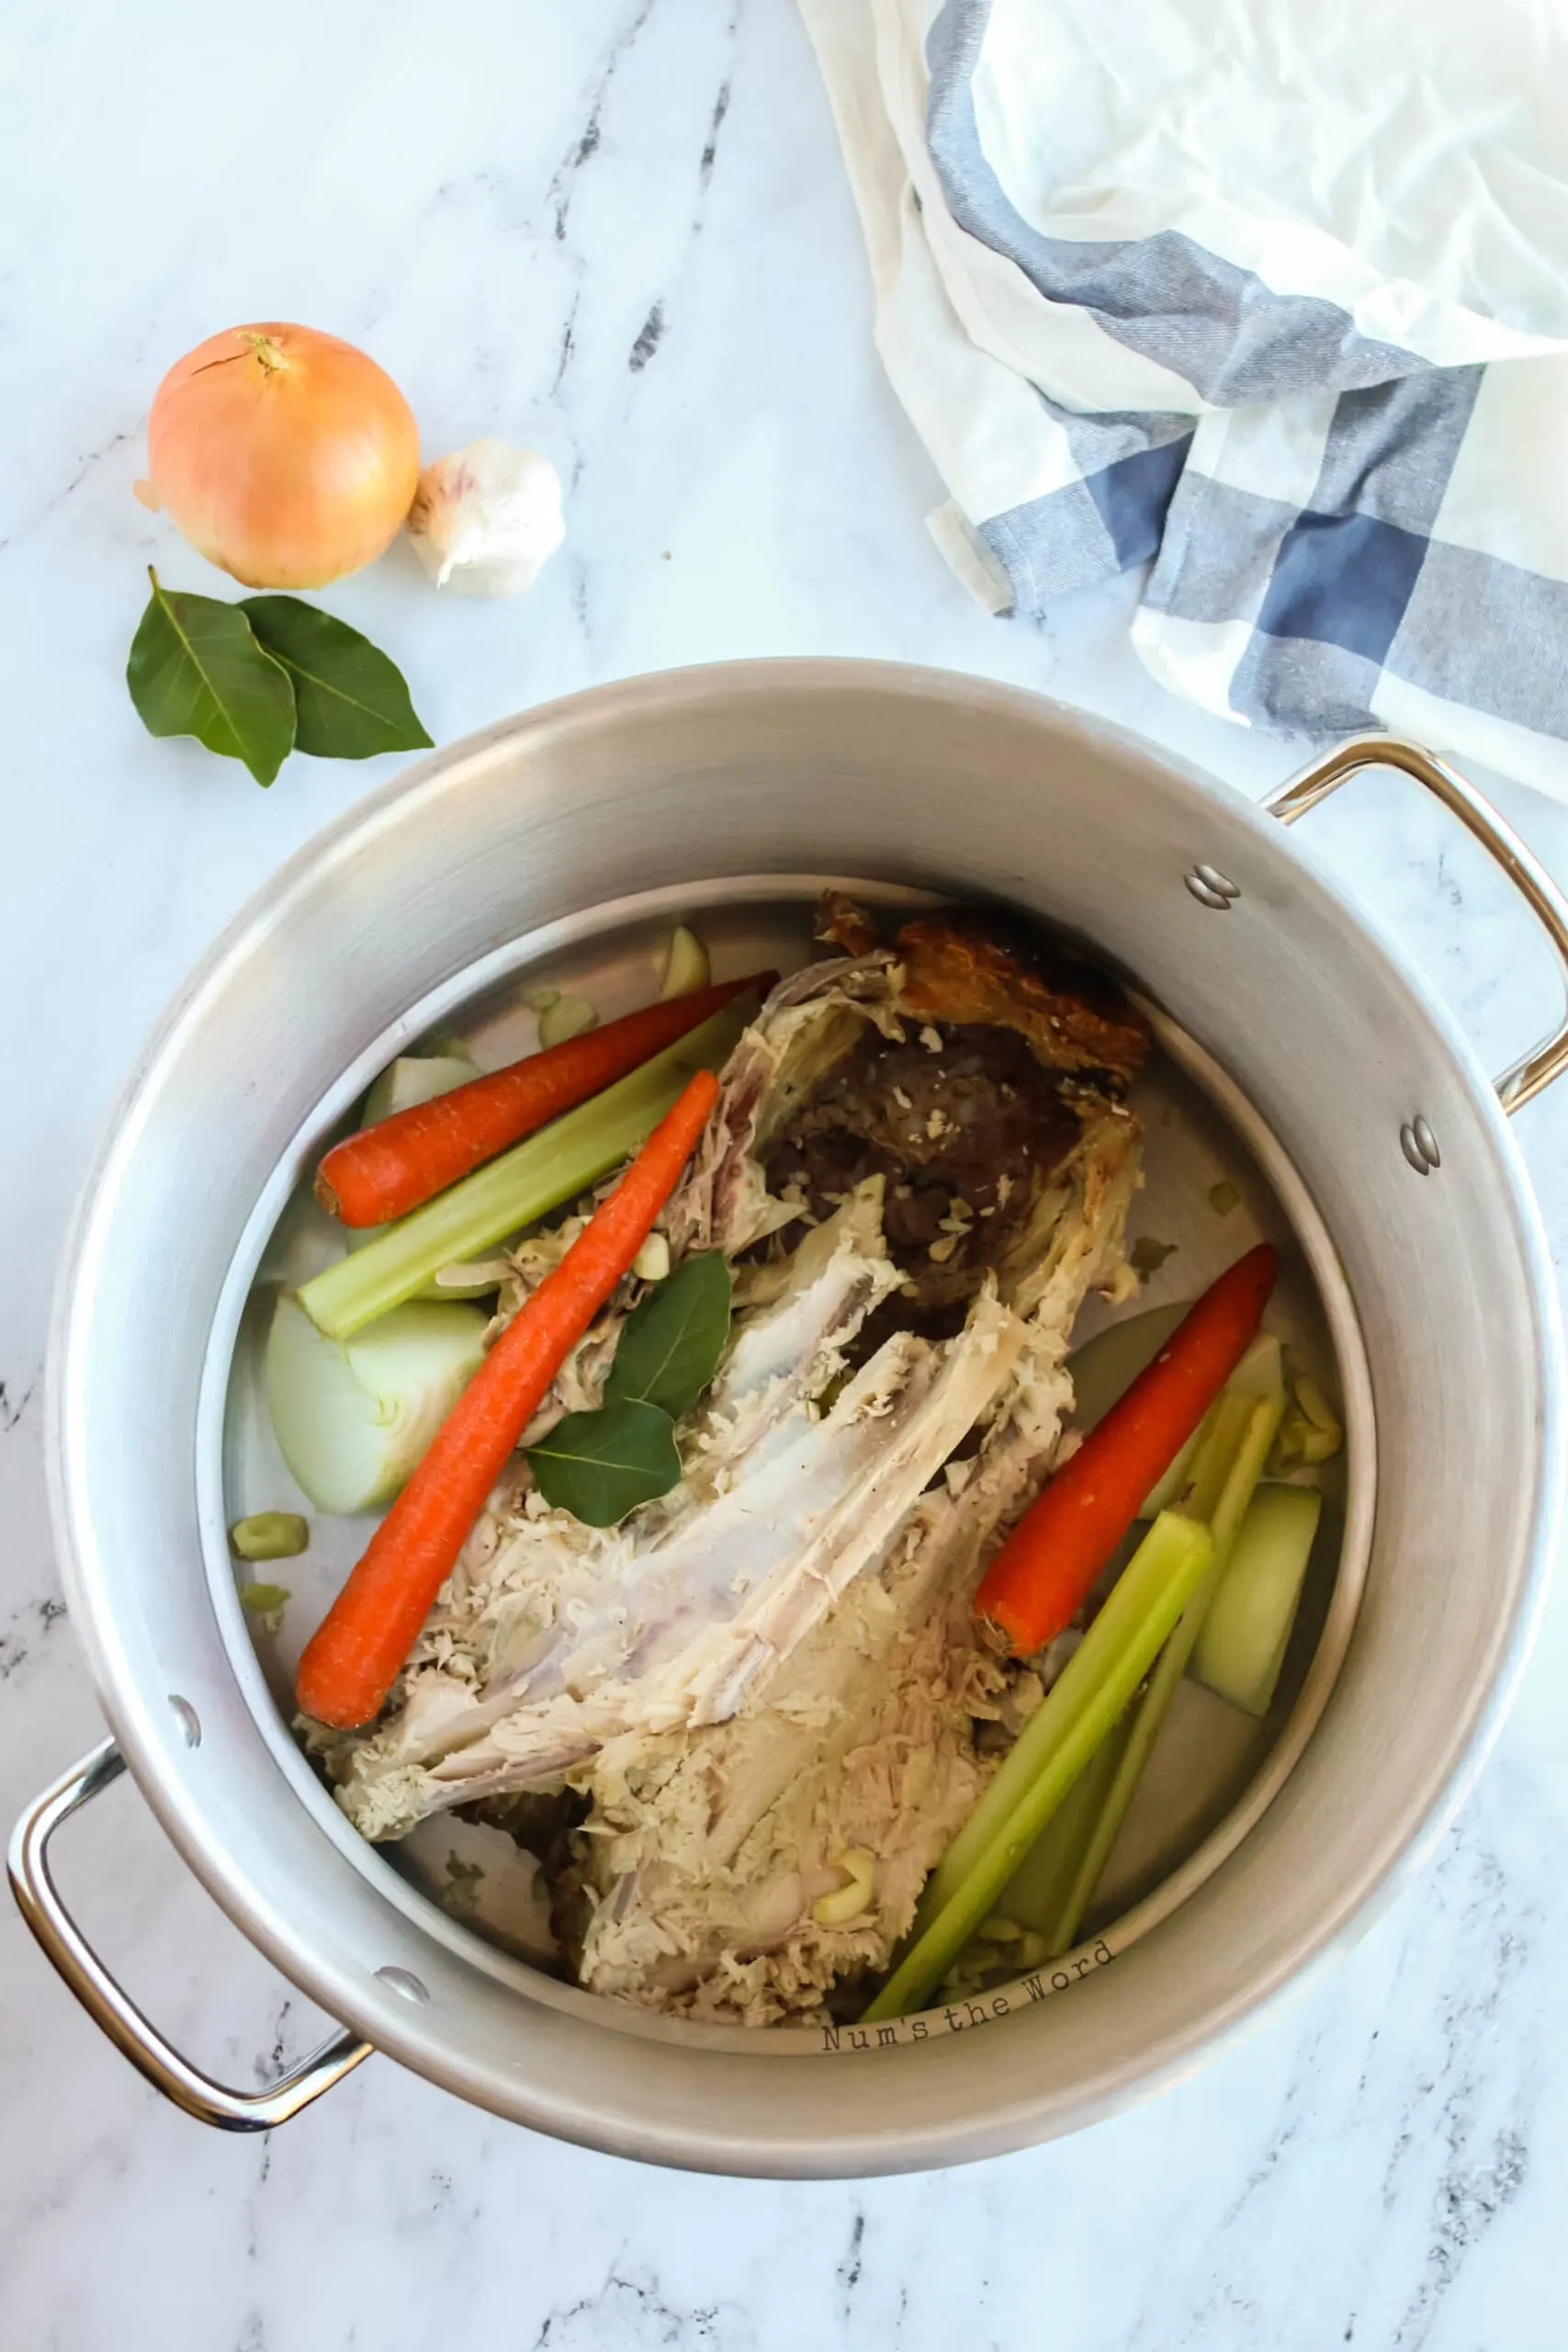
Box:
135, 323, 421, 589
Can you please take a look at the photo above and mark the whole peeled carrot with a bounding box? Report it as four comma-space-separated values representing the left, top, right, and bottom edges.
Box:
976, 1242, 1278, 1657
296, 1068, 721, 1730
317, 972, 773, 1227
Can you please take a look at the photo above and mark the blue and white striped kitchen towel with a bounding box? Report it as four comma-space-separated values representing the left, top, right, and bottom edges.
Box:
800, 0, 1568, 795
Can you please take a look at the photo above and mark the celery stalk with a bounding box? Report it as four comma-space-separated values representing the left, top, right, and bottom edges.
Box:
988, 1422, 1245, 1961
998, 1708, 1136, 1946
1179, 1389, 1258, 1526
1038, 1386, 1285, 1956
863, 1510, 1213, 2022
299, 999, 754, 1341
912, 1336, 1283, 1951
1193, 1482, 1323, 1715
1046, 1628, 1192, 1954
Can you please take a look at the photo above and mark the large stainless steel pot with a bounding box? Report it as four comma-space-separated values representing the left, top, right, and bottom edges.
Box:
10, 663, 1568, 2173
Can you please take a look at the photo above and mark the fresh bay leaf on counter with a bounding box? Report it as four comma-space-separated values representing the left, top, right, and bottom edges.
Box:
525, 1396, 682, 1527
605, 1249, 732, 1419
126, 568, 295, 785
242, 594, 433, 758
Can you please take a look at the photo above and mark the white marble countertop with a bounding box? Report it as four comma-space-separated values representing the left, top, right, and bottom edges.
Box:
6, 5, 1568, 2346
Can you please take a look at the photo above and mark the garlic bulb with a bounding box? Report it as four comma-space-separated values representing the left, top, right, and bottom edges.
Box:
407, 438, 564, 595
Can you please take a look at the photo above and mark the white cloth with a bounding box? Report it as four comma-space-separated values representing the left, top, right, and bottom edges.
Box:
800, 0, 1568, 796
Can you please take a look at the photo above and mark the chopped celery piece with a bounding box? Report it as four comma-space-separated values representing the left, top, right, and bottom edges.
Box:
863, 1511, 1213, 2022
1193, 1483, 1323, 1716
361, 1048, 477, 1128
1038, 1385, 1285, 1956
299, 998, 753, 1341
660, 923, 710, 998
229, 1511, 308, 1561
237, 1579, 291, 1612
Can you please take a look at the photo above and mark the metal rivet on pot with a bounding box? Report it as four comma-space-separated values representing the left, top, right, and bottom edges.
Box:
1184, 864, 1241, 910
1400, 1116, 1441, 1174
168, 1695, 201, 1748
376, 1965, 430, 2005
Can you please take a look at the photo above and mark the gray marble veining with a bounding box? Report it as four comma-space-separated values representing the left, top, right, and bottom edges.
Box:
4, 2, 1568, 2346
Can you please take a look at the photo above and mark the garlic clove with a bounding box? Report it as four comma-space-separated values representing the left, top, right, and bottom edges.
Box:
811, 1848, 877, 1927
407, 437, 565, 597
631, 1231, 671, 1283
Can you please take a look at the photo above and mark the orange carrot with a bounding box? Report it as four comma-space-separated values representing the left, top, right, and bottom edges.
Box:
295, 1068, 721, 1730
317, 973, 773, 1227
976, 1243, 1279, 1657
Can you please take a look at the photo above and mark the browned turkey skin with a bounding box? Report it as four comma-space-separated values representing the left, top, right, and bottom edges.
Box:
767, 1023, 1081, 1276
766, 899, 1149, 1328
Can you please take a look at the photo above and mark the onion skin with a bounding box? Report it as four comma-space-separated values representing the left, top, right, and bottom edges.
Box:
137, 323, 421, 589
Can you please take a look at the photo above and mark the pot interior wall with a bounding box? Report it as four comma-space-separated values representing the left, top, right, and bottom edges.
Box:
50, 664, 1561, 2171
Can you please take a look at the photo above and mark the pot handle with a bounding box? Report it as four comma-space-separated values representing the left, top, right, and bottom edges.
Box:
1264, 732, 1568, 1113
7, 1739, 373, 2131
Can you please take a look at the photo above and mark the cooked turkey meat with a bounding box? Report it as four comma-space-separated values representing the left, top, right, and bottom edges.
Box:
317, 899, 1149, 2027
